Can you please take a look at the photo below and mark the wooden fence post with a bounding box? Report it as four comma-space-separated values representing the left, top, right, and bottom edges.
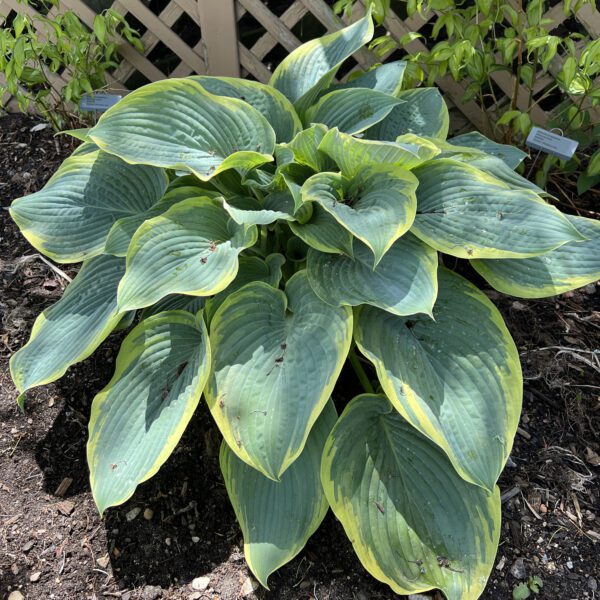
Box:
197, 0, 240, 77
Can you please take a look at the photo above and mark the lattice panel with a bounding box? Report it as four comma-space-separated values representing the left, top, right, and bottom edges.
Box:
1, 0, 599, 136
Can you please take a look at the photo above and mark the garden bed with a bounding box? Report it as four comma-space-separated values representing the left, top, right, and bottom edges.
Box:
0, 113, 598, 600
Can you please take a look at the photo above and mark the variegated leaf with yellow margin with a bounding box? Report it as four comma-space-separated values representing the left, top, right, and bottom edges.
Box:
204, 254, 285, 324
269, 12, 374, 114
321, 393, 501, 600
190, 76, 302, 143
9, 144, 168, 263
354, 267, 522, 490
88, 310, 210, 514
104, 185, 218, 257
289, 203, 355, 256
412, 159, 586, 259
448, 131, 527, 169
117, 197, 258, 312
10, 255, 125, 403
206, 271, 352, 480
328, 61, 406, 96
284, 124, 336, 172
318, 128, 440, 177
220, 400, 336, 588
304, 88, 402, 135
306, 235, 438, 316
88, 78, 275, 180
472, 214, 600, 298
301, 165, 418, 265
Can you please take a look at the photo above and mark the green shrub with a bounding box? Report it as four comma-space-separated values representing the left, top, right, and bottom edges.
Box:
8, 11, 600, 598
0, 0, 142, 130
362, 0, 600, 193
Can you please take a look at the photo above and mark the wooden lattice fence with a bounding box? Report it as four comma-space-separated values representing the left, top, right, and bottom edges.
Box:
1, 0, 599, 135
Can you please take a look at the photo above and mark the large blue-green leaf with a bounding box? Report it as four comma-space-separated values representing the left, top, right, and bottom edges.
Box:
331, 61, 406, 96
289, 203, 355, 256
354, 268, 522, 490
204, 254, 285, 324
206, 271, 352, 480
366, 87, 449, 140
321, 394, 501, 600
412, 159, 585, 258
104, 186, 215, 257
117, 197, 257, 311
220, 401, 336, 588
220, 195, 294, 226
301, 165, 418, 265
305, 88, 402, 134
88, 311, 210, 514
190, 76, 301, 142
269, 13, 374, 114
89, 78, 275, 180
472, 214, 600, 298
307, 235, 438, 316
448, 132, 527, 169
319, 128, 440, 177
9, 146, 167, 263
10, 255, 125, 400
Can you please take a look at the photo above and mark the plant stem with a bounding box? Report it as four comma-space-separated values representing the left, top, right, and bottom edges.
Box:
348, 346, 374, 394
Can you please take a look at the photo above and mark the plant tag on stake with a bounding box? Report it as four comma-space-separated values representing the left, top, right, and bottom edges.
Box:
79, 93, 122, 113
526, 127, 578, 161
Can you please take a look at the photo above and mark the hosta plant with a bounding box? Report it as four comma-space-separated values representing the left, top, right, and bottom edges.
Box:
9, 11, 600, 599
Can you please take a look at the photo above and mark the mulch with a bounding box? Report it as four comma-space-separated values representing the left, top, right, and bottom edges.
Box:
1, 113, 598, 600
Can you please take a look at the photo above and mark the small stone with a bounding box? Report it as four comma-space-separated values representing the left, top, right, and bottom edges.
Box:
566, 560, 573, 569
8, 592, 25, 600
143, 508, 154, 520
191, 536, 200, 543
22, 540, 35, 552
126, 507, 141, 521
30, 571, 42, 582
240, 576, 259, 596
540, 504, 547, 514
141, 585, 163, 600
97, 554, 110, 569
408, 595, 430, 600
583, 283, 596, 294
495, 555, 507, 571
165, 537, 172, 546
55, 500, 75, 516
191, 576, 210, 591
588, 577, 598, 591
510, 557, 527, 580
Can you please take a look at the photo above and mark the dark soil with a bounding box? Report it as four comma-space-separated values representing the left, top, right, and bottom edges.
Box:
1, 113, 599, 600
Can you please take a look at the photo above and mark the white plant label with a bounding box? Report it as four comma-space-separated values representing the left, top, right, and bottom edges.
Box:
526, 127, 578, 161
